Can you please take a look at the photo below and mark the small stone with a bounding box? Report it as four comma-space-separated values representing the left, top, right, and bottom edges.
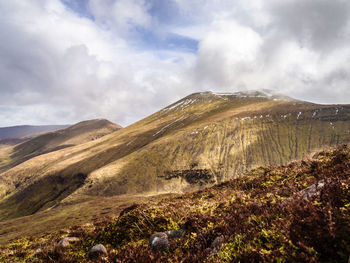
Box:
34, 248, 42, 255
149, 232, 169, 251
88, 244, 108, 259
211, 235, 225, 250
165, 230, 184, 239
57, 237, 80, 247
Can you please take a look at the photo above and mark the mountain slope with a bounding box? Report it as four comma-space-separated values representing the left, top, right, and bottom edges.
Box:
1, 144, 349, 262
0, 119, 121, 173
0, 91, 349, 220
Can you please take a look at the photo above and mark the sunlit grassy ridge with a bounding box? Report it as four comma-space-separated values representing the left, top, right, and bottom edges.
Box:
1, 144, 348, 262
0, 92, 349, 220
0, 119, 121, 173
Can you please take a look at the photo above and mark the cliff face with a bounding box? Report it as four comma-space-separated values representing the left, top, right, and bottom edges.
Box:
0, 91, 349, 219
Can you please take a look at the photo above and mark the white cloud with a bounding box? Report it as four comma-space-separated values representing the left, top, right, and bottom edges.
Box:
195, 20, 263, 90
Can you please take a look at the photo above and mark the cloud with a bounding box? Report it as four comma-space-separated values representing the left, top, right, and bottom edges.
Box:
268, 0, 350, 51
88, 0, 152, 35
0, 0, 349, 127
191, 0, 350, 102
0, 0, 195, 126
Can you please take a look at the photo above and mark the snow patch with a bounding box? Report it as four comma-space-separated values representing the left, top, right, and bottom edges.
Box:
165, 98, 197, 111
153, 117, 184, 136
297, 112, 302, 119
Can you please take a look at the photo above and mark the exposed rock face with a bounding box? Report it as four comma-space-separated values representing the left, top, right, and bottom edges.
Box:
149, 232, 169, 251
88, 244, 108, 259
57, 237, 80, 247
160, 169, 215, 185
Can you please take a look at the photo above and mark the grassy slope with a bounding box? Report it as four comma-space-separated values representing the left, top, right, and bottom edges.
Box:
0, 119, 121, 219
0, 119, 121, 173
0, 92, 349, 220
0, 144, 348, 262
0, 193, 172, 245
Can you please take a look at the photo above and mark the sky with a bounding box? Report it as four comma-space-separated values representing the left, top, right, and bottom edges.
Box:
0, 0, 350, 127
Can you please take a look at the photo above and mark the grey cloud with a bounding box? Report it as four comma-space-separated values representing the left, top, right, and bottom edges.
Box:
268, 0, 350, 51
192, 0, 350, 103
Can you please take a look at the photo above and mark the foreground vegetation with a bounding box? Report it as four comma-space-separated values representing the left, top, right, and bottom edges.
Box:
1, 144, 349, 262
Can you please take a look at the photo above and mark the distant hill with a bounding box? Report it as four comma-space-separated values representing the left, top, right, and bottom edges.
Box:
0, 91, 349, 220
0, 119, 121, 173
0, 125, 69, 139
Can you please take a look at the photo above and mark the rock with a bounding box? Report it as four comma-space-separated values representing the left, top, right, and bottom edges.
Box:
34, 248, 42, 255
211, 235, 224, 250
298, 179, 325, 198
88, 244, 108, 259
285, 179, 325, 203
149, 232, 169, 251
165, 230, 184, 239
57, 237, 80, 247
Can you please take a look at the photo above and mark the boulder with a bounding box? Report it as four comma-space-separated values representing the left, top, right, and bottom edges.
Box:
149, 232, 169, 251
88, 244, 108, 259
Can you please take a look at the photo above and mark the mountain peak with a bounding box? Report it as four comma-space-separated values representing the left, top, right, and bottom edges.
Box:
209, 89, 295, 101
185, 89, 295, 102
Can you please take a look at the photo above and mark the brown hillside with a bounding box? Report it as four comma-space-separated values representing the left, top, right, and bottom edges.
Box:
0, 91, 349, 220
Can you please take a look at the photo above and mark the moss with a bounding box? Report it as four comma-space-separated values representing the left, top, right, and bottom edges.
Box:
218, 234, 246, 262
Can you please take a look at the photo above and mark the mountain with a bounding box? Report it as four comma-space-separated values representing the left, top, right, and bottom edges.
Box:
0, 144, 349, 262
0, 119, 121, 173
0, 91, 349, 220
0, 125, 70, 139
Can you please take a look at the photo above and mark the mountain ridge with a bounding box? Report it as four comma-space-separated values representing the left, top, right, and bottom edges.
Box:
0, 92, 349, 220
